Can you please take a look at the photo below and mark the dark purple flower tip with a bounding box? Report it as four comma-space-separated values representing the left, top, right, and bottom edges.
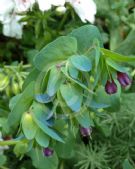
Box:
105, 80, 117, 94
117, 72, 132, 87
43, 148, 54, 157
80, 127, 92, 137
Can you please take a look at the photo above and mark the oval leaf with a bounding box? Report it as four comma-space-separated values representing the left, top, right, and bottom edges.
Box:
69, 55, 92, 72
22, 113, 37, 140
35, 94, 53, 103
47, 66, 63, 96
60, 84, 83, 112
35, 129, 50, 147
34, 36, 77, 71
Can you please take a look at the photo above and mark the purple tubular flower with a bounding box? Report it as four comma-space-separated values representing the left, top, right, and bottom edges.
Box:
43, 148, 53, 157
105, 80, 117, 94
117, 72, 131, 87
80, 127, 92, 137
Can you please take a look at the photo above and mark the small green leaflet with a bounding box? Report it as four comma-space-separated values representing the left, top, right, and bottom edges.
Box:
69, 55, 92, 72
60, 83, 83, 112
47, 66, 63, 96
35, 129, 50, 147
22, 113, 37, 140
32, 102, 64, 143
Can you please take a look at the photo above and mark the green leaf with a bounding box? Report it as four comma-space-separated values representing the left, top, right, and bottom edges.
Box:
115, 30, 135, 56
8, 81, 35, 128
22, 113, 37, 140
94, 39, 101, 69
0, 74, 9, 91
101, 48, 135, 62
22, 68, 40, 90
76, 107, 94, 127
35, 94, 53, 103
14, 142, 28, 157
69, 25, 103, 54
54, 132, 75, 159
94, 86, 121, 112
106, 58, 128, 72
47, 66, 63, 96
123, 159, 134, 169
28, 147, 58, 169
35, 129, 50, 147
61, 67, 93, 94
32, 102, 64, 143
34, 36, 77, 71
9, 94, 22, 110
69, 55, 92, 72
0, 155, 6, 166
60, 83, 83, 112
68, 64, 79, 79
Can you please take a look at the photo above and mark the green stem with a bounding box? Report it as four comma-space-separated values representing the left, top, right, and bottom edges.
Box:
58, 11, 69, 31
60, 160, 64, 169
0, 138, 26, 146
4, 64, 31, 69
0, 140, 20, 146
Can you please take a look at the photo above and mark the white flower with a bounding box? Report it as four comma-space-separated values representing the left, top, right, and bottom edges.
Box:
0, 0, 14, 15
3, 14, 24, 39
66, 0, 97, 23
36, 0, 66, 11
0, 0, 14, 23
14, 0, 35, 12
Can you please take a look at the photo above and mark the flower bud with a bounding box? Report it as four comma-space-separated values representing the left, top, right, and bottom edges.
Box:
80, 127, 92, 137
43, 148, 53, 157
105, 80, 117, 94
117, 72, 131, 87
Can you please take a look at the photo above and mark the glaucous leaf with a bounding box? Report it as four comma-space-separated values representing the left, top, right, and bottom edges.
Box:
22, 113, 37, 140
35, 129, 50, 147
35, 94, 53, 103
69, 25, 103, 54
34, 36, 77, 71
47, 66, 63, 96
60, 83, 83, 112
29, 148, 58, 169
69, 55, 92, 72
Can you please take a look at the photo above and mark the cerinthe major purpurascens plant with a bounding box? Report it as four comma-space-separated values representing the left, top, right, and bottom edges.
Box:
0, 25, 135, 166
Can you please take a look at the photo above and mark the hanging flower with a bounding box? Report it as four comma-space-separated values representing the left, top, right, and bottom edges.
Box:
43, 147, 54, 157
66, 0, 97, 23
80, 127, 92, 137
105, 80, 117, 94
0, 0, 14, 23
117, 72, 132, 87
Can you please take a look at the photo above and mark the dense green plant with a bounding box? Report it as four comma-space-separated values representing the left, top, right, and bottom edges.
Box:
0, 1, 135, 169
0, 24, 135, 169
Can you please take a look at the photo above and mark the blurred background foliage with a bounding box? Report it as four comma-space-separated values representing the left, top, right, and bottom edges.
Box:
0, 0, 135, 169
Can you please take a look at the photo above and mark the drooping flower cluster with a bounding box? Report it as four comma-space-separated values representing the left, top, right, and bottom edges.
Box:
105, 72, 132, 95
0, 0, 97, 39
